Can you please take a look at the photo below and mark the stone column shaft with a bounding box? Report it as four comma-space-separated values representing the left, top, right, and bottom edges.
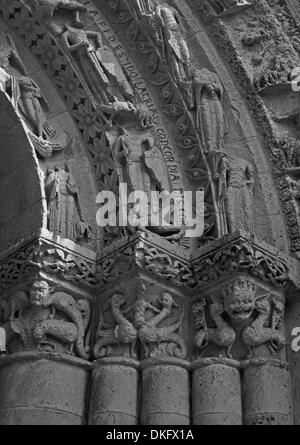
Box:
0, 353, 90, 425
192, 358, 242, 425
141, 359, 190, 425
88, 358, 139, 425
242, 359, 294, 425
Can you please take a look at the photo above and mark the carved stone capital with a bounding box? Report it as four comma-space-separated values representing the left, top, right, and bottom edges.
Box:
193, 273, 286, 361
94, 280, 187, 361
0, 278, 91, 359
0, 230, 97, 294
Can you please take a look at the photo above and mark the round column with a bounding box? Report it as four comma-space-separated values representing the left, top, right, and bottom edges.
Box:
0, 352, 90, 425
88, 358, 139, 425
141, 358, 190, 425
192, 358, 242, 425
242, 359, 294, 425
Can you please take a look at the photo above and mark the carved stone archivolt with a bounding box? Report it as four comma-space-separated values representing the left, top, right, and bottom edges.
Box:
0, 0, 298, 426
187, 0, 300, 253
0, 0, 291, 253
86, 0, 221, 242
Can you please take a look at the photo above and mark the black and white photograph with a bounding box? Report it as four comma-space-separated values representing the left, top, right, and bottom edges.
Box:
0, 0, 299, 430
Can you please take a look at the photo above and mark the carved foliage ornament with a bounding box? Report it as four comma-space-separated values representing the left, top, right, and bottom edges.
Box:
193, 237, 289, 288
0, 233, 290, 294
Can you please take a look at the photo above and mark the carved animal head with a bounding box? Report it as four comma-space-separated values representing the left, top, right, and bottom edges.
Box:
29, 280, 50, 307
223, 278, 257, 322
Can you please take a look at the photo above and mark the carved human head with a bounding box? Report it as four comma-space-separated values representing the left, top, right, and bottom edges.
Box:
223, 278, 257, 322
29, 280, 50, 306
160, 292, 178, 309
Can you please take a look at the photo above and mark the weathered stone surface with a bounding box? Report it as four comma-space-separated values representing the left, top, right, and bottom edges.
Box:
89, 358, 139, 425
0, 0, 299, 426
242, 359, 294, 425
192, 359, 242, 425
0, 353, 90, 425
141, 359, 190, 425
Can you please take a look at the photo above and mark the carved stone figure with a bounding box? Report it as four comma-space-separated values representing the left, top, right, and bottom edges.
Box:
60, 27, 133, 106
224, 155, 255, 233
46, 166, 92, 242
93, 289, 186, 360
143, 138, 171, 193
101, 100, 179, 234
101, 103, 163, 211
60, 26, 110, 104
193, 68, 225, 154
134, 290, 187, 359
115, 131, 169, 198
14, 75, 69, 157
242, 295, 285, 357
223, 278, 257, 323
98, 100, 152, 130
100, 101, 184, 240
193, 300, 236, 358
194, 278, 285, 359
15, 76, 48, 139
156, 3, 192, 84
193, 301, 209, 350
31, 0, 87, 34
126, 0, 161, 45
1, 280, 90, 359
94, 293, 138, 359
114, 128, 181, 238
0, 30, 69, 157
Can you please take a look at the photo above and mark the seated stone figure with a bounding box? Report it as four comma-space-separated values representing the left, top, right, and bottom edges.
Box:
1, 280, 90, 359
